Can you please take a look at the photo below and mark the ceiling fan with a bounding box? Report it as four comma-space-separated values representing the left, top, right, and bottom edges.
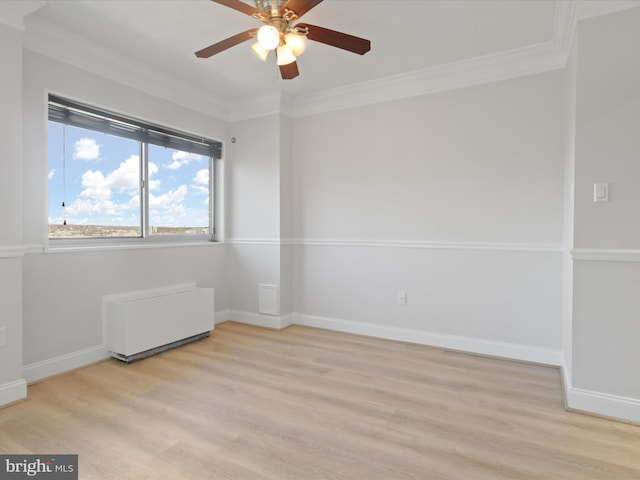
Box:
195, 0, 371, 80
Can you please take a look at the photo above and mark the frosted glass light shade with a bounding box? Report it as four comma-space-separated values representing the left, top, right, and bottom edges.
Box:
257, 25, 280, 51
285, 32, 307, 56
251, 42, 269, 61
276, 44, 296, 65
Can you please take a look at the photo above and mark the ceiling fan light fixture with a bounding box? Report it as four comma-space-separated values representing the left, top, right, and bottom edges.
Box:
250, 41, 269, 61
285, 31, 307, 57
257, 24, 280, 50
276, 44, 296, 66
196, 0, 371, 81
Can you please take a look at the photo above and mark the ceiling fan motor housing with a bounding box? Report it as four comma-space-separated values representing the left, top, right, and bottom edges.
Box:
255, 0, 288, 18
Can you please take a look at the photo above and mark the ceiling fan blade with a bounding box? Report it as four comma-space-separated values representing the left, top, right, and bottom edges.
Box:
297, 24, 371, 55
281, 0, 323, 18
195, 28, 259, 58
279, 61, 300, 80
210, 0, 262, 17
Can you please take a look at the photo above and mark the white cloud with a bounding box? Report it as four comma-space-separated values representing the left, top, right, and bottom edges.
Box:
191, 185, 208, 194
166, 151, 203, 170
128, 194, 140, 209
149, 185, 188, 208
73, 138, 101, 160
65, 195, 137, 218
193, 168, 209, 185
107, 155, 140, 193
48, 169, 55, 180
101, 200, 118, 215
148, 162, 160, 191
173, 151, 202, 162
80, 170, 110, 200
64, 198, 103, 215
191, 168, 209, 194
80, 155, 140, 201
62, 155, 201, 226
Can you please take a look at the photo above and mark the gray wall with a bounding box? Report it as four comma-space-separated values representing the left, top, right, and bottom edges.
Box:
21, 51, 230, 369
291, 71, 566, 360
0, 24, 26, 403
572, 8, 640, 402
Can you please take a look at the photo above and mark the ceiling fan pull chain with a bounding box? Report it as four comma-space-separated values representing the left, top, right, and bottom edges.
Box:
62, 124, 68, 227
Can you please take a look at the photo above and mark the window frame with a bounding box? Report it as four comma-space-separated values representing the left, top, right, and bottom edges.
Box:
47, 95, 222, 247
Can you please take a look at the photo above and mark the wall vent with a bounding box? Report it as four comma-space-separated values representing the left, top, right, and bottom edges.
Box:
258, 284, 279, 316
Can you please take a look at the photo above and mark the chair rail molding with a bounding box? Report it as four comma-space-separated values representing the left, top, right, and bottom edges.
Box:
571, 248, 640, 262
293, 238, 563, 253
0, 245, 26, 258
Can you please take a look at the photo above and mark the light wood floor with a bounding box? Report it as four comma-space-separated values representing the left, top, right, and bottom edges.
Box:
2, 322, 639, 479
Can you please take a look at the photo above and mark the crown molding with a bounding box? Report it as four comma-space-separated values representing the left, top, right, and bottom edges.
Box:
291, 40, 568, 118
228, 91, 293, 122
23, 15, 229, 121
554, 0, 578, 54
576, 0, 640, 20
22, 1, 637, 122
288, 1, 578, 118
0, 1, 44, 31
228, 94, 281, 122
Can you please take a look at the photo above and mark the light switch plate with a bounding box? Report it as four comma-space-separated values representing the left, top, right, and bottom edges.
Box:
594, 182, 609, 203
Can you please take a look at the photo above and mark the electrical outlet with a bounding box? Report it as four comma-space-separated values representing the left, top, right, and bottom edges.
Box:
397, 291, 407, 305
0, 326, 6, 347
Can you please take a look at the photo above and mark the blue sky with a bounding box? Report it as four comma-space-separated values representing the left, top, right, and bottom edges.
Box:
48, 123, 210, 229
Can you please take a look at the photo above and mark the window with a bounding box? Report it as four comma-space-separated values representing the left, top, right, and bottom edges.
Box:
47, 95, 222, 241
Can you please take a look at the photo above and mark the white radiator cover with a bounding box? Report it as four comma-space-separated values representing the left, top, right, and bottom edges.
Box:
103, 283, 214, 360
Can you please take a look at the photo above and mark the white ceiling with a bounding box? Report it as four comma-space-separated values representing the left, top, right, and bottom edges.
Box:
20, 0, 640, 116
26, 1, 557, 97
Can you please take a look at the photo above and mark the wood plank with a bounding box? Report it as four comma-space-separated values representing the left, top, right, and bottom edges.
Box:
1, 322, 639, 479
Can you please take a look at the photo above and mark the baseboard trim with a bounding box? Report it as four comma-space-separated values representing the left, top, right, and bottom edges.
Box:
562, 367, 640, 424
21, 308, 283, 384
294, 313, 563, 366
214, 309, 232, 325
0, 379, 27, 407
17, 310, 640, 424
567, 388, 640, 424
18, 311, 561, 386
190, 309, 563, 365
226, 310, 294, 330
23, 345, 110, 384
